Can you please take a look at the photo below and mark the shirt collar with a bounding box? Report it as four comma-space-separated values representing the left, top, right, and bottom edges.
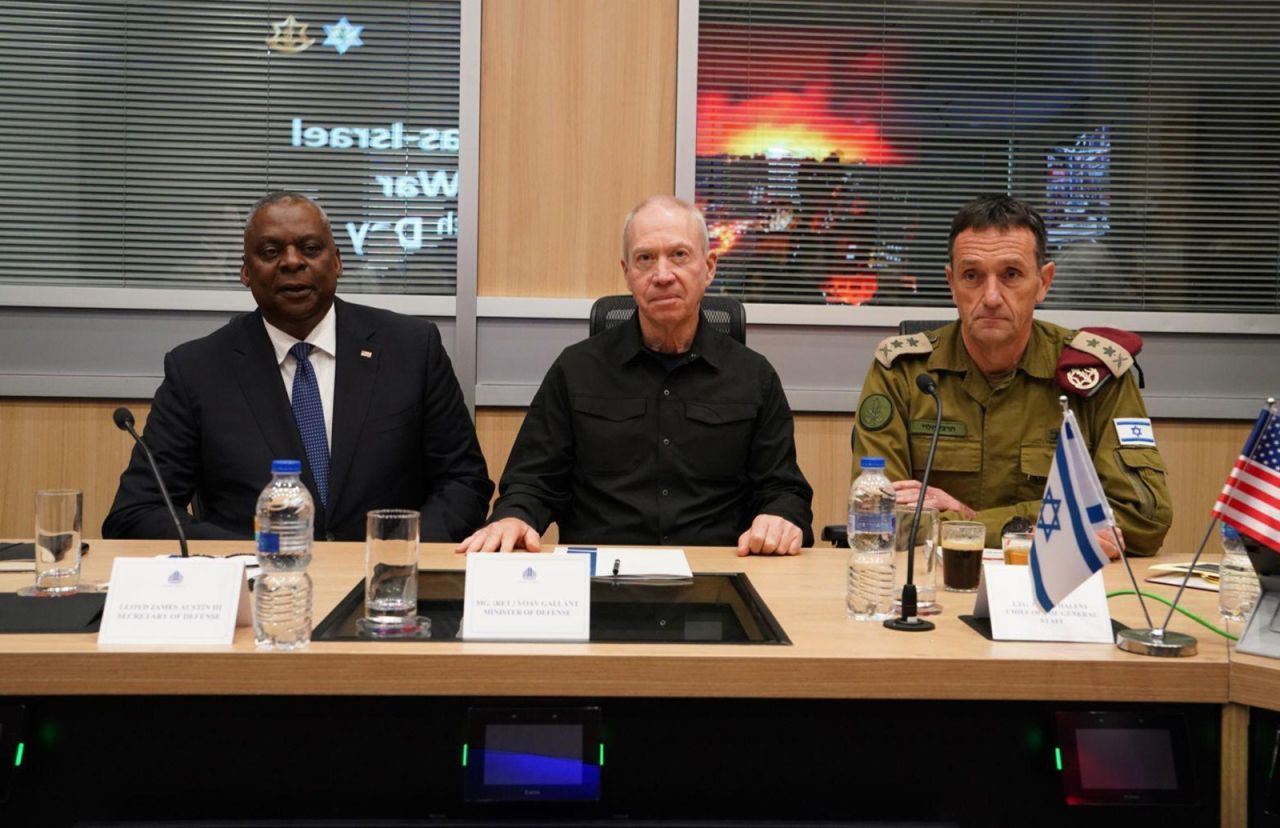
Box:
262, 302, 338, 366
927, 318, 1057, 379
609, 313, 726, 371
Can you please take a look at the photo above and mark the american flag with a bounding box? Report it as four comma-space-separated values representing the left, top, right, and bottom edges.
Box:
1213, 407, 1280, 552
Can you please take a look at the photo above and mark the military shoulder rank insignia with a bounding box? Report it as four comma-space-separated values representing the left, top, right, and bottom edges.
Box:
1056, 326, 1144, 398
874, 332, 933, 368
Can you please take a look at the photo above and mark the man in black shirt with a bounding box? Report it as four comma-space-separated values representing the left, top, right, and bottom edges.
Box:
458, 195, 813, 556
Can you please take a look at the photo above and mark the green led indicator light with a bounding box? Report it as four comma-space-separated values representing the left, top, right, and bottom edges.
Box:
1054, 747, 1062, 772
599, 743, 605, 766
14, 742, 24, 768
461, 743, 468, 767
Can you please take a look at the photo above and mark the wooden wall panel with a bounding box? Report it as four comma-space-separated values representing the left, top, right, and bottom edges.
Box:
478, 0, 678, 298
0, 399, 1253, 558
0, 399, 150, 540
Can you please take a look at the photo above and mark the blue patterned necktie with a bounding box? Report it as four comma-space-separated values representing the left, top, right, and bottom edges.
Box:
289, 341, 329, 507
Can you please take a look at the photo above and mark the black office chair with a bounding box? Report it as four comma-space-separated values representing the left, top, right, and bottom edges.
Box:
588, 295, 747, 345
821, 319, 950, 547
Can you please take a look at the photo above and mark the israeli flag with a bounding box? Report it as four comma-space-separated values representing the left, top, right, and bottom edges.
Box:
1029, 409, 1114, 612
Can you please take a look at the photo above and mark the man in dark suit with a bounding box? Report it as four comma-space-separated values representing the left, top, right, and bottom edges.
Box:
104, 192, 493, 541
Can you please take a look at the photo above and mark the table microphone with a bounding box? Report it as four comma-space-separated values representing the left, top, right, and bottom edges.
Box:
112, 407, 190, 558
885, 372, 942, 632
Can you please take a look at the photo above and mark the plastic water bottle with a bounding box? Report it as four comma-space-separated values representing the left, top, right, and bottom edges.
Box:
1218, 523, 1259, 624
253, 459, 314, 650
847, 457, 896, 621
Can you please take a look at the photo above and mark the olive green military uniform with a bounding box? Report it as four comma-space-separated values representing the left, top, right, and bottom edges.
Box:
853, 319, 1172, 554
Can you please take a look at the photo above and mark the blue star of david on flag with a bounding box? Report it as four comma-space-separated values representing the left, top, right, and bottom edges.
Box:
1037, 489, 1063, 540
323, 17, 364, 55
1029, 410, 1115, 612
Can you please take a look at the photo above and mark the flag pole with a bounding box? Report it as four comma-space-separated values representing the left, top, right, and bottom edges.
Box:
1112, 511, 1155, 630
1117, 397, 1277, 657
1060, 395, 1155, 630
1158, 397, 1279, 632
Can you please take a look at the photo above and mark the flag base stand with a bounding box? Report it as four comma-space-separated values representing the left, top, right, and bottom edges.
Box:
884, 616, 935, 632
1116, 628, 1198, 658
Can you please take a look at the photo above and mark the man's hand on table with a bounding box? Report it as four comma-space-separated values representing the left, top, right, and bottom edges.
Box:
456, 518, 542, 554
736, 514, 804, 557
1096, 525, 1125, 561
891, 480, 976, 519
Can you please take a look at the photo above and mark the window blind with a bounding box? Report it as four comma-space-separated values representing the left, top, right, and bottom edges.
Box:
0, 1, 461, 294
695, 0, 1280, 312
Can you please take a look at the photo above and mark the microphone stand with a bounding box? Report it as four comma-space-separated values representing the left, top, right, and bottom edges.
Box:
113, 407, 190, 558
885, 374, 943, 632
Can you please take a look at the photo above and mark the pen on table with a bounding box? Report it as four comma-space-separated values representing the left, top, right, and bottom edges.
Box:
612, 558, 621, 577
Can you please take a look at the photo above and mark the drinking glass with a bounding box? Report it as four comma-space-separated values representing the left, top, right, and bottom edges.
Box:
32, 489, 82, 596
356, 509, 429, 637
1002, 531, 1034, 566
941, 520, 985, 592
893, 506, 940, 615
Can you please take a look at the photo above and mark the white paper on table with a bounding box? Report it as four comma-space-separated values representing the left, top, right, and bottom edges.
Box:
554, 546, 692, 580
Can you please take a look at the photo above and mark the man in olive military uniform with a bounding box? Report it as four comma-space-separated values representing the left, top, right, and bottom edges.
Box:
853, 195, 1172, 556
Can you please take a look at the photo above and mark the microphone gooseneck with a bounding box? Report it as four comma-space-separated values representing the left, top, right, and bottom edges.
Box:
885, 372, 943, 632
113, 406, 190, 558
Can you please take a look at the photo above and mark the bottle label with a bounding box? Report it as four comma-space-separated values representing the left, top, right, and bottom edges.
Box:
256, 531, 280, 554
854, 514, 896, 534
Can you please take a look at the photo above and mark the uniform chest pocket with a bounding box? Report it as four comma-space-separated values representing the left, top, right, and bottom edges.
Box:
1017, 443, 1056, 501
1019, 444, 1055, 479
682, 401, 758, 479
909, 437, 981, 473
571, 396, 647, 474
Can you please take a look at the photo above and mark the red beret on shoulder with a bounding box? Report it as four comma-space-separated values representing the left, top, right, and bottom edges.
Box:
1056, 327, 1144, 398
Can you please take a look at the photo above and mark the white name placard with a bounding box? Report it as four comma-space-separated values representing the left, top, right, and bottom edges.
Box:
461, 553, 590, 642
973, 562, 1114, 644
98, 557, 251, 646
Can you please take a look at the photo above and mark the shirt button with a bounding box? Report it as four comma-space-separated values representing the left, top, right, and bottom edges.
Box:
662, 489, 669, 496
662, 535, 670, 543
663, 389, 670, 396
663, 437, 671, 446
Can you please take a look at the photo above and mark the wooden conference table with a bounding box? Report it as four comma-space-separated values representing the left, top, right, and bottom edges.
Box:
0, 541, 1274, 826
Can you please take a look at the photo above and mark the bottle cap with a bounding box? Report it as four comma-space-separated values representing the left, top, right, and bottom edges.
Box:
271, 459, 302, 474
859, 456, 886, 470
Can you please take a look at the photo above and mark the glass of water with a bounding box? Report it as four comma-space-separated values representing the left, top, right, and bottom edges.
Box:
356, 509, 429, 637
893, 505, 940, 615
33, 489, 82, 596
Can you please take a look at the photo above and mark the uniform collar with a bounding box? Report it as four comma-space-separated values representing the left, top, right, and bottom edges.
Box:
609, 313, 726, 371
928, 318, 1060, 380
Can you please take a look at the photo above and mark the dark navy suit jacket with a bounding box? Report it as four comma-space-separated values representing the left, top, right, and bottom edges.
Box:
103, 298, 493, 542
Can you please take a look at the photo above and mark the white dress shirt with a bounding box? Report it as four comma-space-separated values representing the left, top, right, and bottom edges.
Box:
262, 303, 337, 451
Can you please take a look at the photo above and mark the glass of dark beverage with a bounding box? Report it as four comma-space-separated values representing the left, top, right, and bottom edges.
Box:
941, 521, 984, 592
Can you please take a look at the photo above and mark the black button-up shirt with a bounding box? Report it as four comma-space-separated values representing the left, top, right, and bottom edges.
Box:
491, 318, 814, 546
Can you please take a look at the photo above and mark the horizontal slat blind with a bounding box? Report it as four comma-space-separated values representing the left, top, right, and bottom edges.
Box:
695, 0, 1280, 312
0, 1, 460, 293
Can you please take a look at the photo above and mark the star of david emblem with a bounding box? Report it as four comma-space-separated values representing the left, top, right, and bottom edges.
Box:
1038, 489, 1063, 541
323, 16, 364, 55
891, 339, 903, 349
1085, 338, 1099, 348
1131, 425, 1143, 436
266, 15, 315, 54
